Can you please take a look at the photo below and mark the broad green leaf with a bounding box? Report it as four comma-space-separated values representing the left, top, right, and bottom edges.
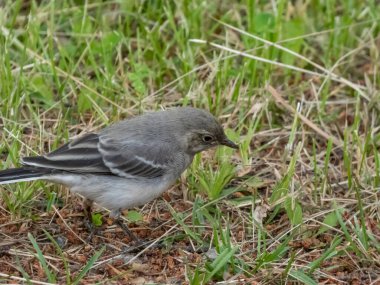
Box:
92, 213, 103, 227
318, 211, 339, 234
127, 210, 143, 222
289, 270, 318, 285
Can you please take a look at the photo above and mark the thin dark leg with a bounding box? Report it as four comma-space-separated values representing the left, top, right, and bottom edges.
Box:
115, 218, 140, 243
111, 209, 140, 242
84, 199, 93, 222
110, 210, 165, 253
83, 199, 98, 241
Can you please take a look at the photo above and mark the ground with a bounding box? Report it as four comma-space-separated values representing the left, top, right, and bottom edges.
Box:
1, 0, 380, 284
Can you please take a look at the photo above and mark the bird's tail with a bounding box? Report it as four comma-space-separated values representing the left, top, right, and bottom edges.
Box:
0, 167, 51, 185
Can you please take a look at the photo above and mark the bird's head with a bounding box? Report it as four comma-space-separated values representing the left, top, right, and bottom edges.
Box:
173, 107, 238, 155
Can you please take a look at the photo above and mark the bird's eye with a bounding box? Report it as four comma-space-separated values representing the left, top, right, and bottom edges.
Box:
202, 135, 214, 143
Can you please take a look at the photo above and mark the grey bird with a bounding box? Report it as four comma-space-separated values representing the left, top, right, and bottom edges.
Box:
0, 107, 238, 240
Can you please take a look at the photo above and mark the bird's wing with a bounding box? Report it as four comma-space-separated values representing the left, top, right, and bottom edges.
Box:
21, 133, 168, 179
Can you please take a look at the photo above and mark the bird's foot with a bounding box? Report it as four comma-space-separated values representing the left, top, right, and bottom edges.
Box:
121, 238, 164, 254
110, 209, 141, 243
115, 218, 140, 243
84, 219, 100, 243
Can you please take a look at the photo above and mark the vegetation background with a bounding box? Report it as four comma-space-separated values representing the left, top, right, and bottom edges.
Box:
0, 0, 379, 284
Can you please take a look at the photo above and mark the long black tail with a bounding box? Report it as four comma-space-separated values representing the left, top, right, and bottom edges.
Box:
0, 167, 51, 185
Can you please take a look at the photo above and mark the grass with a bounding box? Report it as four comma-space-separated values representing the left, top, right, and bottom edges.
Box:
0, 0, 380, 283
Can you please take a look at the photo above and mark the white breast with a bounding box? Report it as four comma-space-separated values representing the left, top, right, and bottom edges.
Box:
47, 174, 176, 212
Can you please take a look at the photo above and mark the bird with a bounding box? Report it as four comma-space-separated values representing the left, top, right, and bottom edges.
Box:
0, 107, 238, 240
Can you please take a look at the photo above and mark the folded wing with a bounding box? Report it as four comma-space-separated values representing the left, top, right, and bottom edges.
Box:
21, 133, 167, 179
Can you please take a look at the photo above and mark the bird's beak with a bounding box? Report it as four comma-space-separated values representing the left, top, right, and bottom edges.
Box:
221, 138, 239, 149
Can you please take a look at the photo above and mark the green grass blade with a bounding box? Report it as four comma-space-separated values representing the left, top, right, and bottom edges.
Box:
27, 233, 57, 283
72, 246, 105, 285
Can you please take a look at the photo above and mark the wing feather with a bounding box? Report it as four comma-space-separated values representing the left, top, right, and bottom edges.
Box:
21, 133, 168, 179
98, 137, 166, 178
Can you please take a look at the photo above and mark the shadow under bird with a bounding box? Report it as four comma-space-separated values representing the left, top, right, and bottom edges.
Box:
0, 107, 238, 240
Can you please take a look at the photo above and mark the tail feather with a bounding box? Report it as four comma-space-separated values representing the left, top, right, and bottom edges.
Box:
0, 167, 51, 185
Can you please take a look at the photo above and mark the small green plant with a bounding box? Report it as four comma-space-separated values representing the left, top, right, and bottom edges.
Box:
192, 142, 237, 200
28, 233, 57, 283
41, 231, 105, 285
91, 212, 103, 227
187, 220, 240, 283
197, 160, 236, 200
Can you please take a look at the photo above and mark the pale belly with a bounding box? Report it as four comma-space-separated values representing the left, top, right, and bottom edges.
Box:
46, 174, 176, 212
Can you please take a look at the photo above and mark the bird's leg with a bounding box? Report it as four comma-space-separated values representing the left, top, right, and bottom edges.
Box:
83, 199, 98, 241
111, 209, 140, 243
83, 198, 93, 222
110, 210, 166, 253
